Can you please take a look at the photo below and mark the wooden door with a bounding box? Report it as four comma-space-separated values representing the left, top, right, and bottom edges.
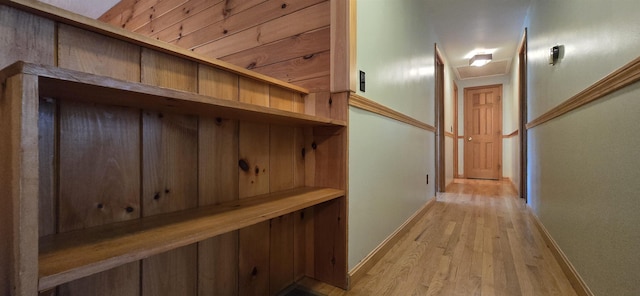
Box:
464, 85, 502, 180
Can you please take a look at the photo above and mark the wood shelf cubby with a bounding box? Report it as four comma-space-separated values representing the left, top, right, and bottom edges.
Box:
1, 61, 348, 295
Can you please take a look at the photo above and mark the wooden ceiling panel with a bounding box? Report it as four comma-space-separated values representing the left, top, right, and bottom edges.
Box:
99, 0, 330, 91
220, 27, 330, 70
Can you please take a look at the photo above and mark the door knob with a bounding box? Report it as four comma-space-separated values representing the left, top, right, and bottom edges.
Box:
468, 137, 472, 141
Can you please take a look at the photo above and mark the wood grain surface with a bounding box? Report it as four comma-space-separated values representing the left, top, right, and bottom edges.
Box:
56, 17, 143, 296
197, 77, 240, 295
198, 64, 239, 101
0, 5, 54, 69
193, 2, 329, 58
58, 101, 141, 232
0, 10, 56, 294
58, 24, 141, 82
4, 0, 310, 93
239, 222, 270, 295
99, 0, 329, 91
58, 262, 140, 296
39, 187, 344, 290
38, 99, 56, 238
10, 62, 342, 126
298, 179, 579, 296
0, 16, 348, 290
140, 48, 198, 296
0, 74, 41, 296
221, 27, 330, 72
270, 214, 295, 295
239, 77, 270, 107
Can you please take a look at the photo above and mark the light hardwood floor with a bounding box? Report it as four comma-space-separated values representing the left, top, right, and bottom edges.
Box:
299, 179, 578, 296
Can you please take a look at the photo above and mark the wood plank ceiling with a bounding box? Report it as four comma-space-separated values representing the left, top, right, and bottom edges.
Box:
100, 0, 331, 92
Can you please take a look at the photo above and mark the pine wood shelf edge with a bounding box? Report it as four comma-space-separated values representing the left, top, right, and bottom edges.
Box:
38, 187, 344, 291
0, 62, 346, 127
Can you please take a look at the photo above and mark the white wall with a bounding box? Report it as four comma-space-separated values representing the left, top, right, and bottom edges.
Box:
526, 1, 640, 295
444, 57, 455, 187
349, 0, 439, 270
504, 50, 521, 190
39, 0, 118, 18
444, 136, 454, 185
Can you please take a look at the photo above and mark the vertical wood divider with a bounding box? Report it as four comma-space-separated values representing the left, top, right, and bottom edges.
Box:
327, 1, 353, 286
1, 74, 40, 296
238, 77, 271, 294
311, 90, 349, 289
197, 63, 240, 295
56, 24, 143, 296
140, 48, 199, 296
269, 87, 297, 291
330, 0, 357, 93
0, 6, 55, 293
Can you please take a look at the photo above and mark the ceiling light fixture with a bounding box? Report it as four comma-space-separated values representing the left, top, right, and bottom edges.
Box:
469, 53, 492, 67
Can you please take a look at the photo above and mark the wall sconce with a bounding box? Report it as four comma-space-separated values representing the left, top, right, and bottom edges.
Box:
469, 53, 492, 67
549, 45, 561, 65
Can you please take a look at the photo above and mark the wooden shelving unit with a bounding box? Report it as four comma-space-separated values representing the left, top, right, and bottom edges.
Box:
1, 61, 348, 295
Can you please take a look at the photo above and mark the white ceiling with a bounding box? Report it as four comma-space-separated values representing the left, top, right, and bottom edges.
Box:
39, 0, 119, 19
425, 0, 531, 80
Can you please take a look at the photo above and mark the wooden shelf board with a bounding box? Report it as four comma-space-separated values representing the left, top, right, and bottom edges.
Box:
38, 187, 344, 291
0, 62, 346, 127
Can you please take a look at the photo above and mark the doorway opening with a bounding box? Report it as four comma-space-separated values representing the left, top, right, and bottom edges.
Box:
518, 28, 528, 201
435, 45, 446, 192
463, 84, 503, 180
453, 82, 459, 179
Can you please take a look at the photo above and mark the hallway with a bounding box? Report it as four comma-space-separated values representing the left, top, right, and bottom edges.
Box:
299, 180, 577, 295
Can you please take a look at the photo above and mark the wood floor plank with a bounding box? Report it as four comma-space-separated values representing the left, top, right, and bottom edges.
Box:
470, 223, 484, 279
498, 223, 523, 296
507, 228, 535, 296
425, 255, 452, 296
452, 202, 481, 296
481, 224, 495, 296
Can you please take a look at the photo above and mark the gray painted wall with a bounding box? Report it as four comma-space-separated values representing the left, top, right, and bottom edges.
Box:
526, 0, 640, 295
506, 53, 521, 192
39, 0, 119, 18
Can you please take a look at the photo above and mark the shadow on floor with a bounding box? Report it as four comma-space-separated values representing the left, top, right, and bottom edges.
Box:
279, 285, 327, 296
